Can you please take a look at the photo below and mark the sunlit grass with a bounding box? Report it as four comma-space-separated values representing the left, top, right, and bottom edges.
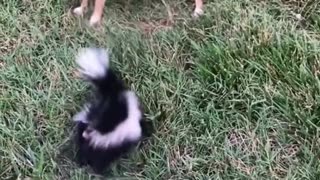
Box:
0, 0, 319, 179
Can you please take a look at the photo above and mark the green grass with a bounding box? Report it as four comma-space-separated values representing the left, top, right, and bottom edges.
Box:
1, 0, 320, 179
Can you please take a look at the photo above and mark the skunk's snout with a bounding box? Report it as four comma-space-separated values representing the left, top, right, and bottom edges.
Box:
82, 127, 94, 139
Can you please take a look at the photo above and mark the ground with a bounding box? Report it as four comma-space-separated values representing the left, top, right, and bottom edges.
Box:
0, 0, 320, 179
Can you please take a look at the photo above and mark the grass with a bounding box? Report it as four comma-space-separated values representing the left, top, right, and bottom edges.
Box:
0, 0, 320, 179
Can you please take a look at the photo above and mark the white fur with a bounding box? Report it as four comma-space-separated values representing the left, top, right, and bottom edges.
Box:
73, 104, 90, 123
76, 48, 109, 79
85, 91, 142, 149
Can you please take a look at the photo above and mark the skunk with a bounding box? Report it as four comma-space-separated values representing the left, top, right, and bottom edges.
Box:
72, 48, 146, 174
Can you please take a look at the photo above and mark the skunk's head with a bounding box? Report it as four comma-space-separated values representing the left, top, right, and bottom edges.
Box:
76, 91, 143, 149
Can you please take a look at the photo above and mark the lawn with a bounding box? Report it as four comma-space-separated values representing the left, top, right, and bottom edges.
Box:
0, 0, 320, 179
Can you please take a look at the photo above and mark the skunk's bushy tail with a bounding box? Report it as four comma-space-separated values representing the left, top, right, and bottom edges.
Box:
76, 48, 110, 80
76, 48, 125, 95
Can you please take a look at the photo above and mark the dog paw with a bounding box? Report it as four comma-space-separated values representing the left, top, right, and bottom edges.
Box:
89, 15, 101, 27
192, 8, 204, 18
73, 7, 84, 16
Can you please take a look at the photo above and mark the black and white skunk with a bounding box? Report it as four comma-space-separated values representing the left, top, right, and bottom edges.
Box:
72, 48, 147, 174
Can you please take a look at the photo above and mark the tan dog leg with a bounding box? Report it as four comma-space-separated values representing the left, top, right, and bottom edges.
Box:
73, 0, 89, 16
89, 0, 106, 26
193, 0, 203, 17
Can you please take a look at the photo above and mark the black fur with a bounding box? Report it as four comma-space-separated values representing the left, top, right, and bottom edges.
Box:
86, 69, 129, 134
75, 122, 137, 174
73, 49, 149, 174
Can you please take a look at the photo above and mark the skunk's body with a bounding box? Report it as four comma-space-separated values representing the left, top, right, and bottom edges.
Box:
75, 122, 137, 173
73, 48, 145, 173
